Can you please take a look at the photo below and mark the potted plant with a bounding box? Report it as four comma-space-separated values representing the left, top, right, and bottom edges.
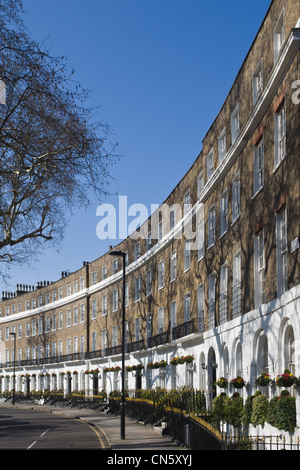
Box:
275, 369, 295, 388
255, 372, 272, 387
159, 360, 167, 368
183, 355, 195, 364
132, 364, 144, 371
230, 376, 246, 389
216, 377, 228, 389
170, 357, 179, 366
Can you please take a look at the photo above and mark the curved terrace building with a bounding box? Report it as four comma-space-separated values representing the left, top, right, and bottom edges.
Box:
0, 0, 299, 434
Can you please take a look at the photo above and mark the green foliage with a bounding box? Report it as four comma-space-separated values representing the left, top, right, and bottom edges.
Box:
211, 393, 229, 428
273, 395, 296, 432
242, 395, 255, 425
225, 393, 244, 428
251, 394, 269, 426
267, 396, 279, 427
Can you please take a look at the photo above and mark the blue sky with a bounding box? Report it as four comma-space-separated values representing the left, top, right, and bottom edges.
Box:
1, 0, 271, 292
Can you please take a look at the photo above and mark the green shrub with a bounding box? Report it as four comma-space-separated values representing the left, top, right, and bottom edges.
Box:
242, 395, 255, 425
251, 393, 269, 426
274, 394, 296, 432
267, 396, 279, 427
225, 392, 244, 428
210, 393, 229, 429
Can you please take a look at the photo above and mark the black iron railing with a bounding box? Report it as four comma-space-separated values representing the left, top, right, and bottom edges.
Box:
172, 318, 204, 341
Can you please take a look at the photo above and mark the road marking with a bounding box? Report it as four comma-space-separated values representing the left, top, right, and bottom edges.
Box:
40, 429, 50, 437
77, 419, 109, 449
27, 441, 37, 450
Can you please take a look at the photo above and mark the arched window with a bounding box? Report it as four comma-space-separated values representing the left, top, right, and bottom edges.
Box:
235, 342, 243, 377
284, 326, 295, 375
257, 335, 268, 374
222, 346, 229, 382
257, 334, 269, 397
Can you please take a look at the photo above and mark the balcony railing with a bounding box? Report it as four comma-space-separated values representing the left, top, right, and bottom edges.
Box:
172, 318, 204, 341
148, 331, 169, 348
1, 320, 205, 369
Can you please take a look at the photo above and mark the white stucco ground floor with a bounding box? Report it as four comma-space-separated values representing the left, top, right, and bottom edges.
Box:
1, 285, 299, 441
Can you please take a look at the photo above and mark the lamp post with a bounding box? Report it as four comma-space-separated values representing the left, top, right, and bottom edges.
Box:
10, 332, 16, 405
109, 249, 126, 440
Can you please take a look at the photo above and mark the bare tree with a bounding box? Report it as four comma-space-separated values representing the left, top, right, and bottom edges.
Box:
0, 0, 118, 267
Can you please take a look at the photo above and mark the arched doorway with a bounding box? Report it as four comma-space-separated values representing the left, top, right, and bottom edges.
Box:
207, 347, 217, 405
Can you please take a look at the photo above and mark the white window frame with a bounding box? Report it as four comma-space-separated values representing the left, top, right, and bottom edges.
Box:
125, 283, 129, 307
113, 288, 118, 311
206, 148, 214, 180
253, 59, 263, 105
102, 265, 107, 280
254, 137, 264, 194
91, 271, 97, 285
92, 332, 97, 352
135, 277, 141, 302
112, 325, 118, 347
184, 190, 191, 215
102, 294, 107, 316
219, 263, 228, 324
146, 268, 152, 297
113, 259, 118, 274
232, 171, 240, 223
158, 307, 164, 334
197, 171, 204, 197
218, 128, 226, 163
134, 242, 140, 260
274, 11, 285, 63
254, 229, 265, 308
158, 220, 163, 241
171, 300, 177, 339
197, 283, 205, 332
184, 240, 191, 271
92, 299, 97, 319
208, 273, 216, 330
184, 292, 191, 322
232, 250, 242, 318
101, 329, 107, 353
274, 101, 286, 168
231, 104, 240, 144
170, 251, 177, 282
158, 260, 164, 289
220, 189, 228, 236
135, 317, 141, 342
276, 207, 288, 296
208, 205, 216, 248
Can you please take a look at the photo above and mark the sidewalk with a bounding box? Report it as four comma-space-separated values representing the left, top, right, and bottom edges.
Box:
0, 401, 185, 450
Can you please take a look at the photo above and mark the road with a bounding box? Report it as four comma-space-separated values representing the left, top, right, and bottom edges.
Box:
0, 407, 106, 450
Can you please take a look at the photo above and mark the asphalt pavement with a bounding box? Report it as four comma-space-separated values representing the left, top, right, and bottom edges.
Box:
0, 401, 186, 451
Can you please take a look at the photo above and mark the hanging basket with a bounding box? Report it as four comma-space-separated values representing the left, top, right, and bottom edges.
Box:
276, 370, 295, 388
255, 373, 272, 387
230, 376, 246, 389
216, 377, 228, 389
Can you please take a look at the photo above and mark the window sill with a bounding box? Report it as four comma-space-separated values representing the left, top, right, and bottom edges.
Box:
273, 154, 287, 174
252, 186, 264, 200
231, 214, 240, 227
